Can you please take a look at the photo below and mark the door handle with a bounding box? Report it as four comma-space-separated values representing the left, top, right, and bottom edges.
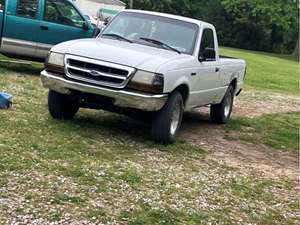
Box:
40, 26, 49, 30
215, 67, 220, 72
191, 72, 197, 76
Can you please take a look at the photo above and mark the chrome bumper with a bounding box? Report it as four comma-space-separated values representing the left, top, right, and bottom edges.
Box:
40, 70, 168, 111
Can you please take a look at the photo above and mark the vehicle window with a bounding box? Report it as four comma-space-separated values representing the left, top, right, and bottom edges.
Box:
0, 0, 5, 11
44, 0, 85, 28
199, 28, 216, 60
102, 12, 199, 55
16, 0, 38, 18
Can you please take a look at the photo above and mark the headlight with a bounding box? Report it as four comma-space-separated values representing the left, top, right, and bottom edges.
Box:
47, 52, 65, 67
45, 52, 65, 75
127, 70, 164, 94
131, 71, 157, 85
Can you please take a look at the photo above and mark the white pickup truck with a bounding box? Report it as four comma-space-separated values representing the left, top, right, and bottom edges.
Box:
41, 10, 246, 144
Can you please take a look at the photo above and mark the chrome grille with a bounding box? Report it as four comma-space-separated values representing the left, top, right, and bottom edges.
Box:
65, 55, 136, 88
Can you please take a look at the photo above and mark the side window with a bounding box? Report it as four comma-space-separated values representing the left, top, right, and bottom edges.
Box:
199, 28, 216, 61
16, 0, 38, 18
44, 0, 85, 28
0, 0, 5, 11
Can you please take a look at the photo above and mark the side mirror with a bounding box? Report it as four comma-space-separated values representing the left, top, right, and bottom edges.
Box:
82, 21, 90, 30
199, 48, 216, 62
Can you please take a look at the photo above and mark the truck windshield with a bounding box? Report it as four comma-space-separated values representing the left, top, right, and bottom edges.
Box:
101, 12, 199, 55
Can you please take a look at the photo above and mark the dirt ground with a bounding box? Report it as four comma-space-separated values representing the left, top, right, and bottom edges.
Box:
179, 91, 299, 183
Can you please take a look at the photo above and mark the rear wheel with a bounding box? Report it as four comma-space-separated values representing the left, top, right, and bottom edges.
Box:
48, 90, 79, 120
151, 91, 184, 144
210, 86, 234, 124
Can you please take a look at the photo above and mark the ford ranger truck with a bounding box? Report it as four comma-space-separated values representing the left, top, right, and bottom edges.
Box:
41, 10, 246, 144
0, 0, 98, 62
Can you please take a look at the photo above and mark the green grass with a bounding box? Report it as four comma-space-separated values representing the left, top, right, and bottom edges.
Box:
226, 112, 299, 153
120, 205, 180, 225
118, 175, 299, 225
0, 51, 299, 224
220, 47, 299, 95
50, 193, 86, 205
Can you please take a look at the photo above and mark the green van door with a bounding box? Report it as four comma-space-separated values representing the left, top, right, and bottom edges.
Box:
1, 0, 40, 57
36, 0, 94, 58
0, 0, 5, 41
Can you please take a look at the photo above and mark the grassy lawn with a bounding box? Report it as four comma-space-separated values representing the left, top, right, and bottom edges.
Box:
220, 47, 299, 95
225, 112, 299, 154
0, 49, 299, 224
220, 48, 299, 153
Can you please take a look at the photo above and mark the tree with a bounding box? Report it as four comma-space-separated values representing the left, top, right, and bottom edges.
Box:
293, 0, 300, 57
220, 0, 299, 53
293, 39, 299, 56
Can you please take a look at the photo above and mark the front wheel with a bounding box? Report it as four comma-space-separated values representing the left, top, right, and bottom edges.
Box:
210, 86, 234, 124
48, 90, 79, 120
151, 91, 184, 144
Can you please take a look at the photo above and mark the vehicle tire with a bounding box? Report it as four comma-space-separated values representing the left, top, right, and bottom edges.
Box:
48, 90, 79, 120
210, 86, 234, 124
151, 91, 184, 144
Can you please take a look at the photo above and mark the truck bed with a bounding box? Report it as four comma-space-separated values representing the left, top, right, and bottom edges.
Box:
219, 56, 245, 66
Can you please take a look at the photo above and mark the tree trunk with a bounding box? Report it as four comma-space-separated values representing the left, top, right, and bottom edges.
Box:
293, 38, 299, 56
129, 0, 133, 9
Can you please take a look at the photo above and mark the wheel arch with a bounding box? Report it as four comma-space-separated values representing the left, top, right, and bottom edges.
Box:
172, 83, 190, 106
230, 78, 237, 92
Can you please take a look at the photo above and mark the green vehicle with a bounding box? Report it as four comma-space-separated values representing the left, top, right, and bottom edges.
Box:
0, 0, 99, 62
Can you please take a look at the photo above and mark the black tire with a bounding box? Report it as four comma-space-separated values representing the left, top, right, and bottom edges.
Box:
48, 90, 79, 120
151, 91, 184, 144
210, 86, 234, 124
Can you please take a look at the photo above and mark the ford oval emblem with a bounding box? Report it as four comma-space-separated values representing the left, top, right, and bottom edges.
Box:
90, 70, 101, 77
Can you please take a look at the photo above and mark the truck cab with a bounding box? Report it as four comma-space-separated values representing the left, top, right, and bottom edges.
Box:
0, 0, 96, 61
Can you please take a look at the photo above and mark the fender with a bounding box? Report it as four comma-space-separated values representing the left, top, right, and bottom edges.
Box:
164, 71, 191, 94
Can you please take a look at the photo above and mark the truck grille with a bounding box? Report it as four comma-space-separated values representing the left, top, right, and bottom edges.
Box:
65, 55, 136, 88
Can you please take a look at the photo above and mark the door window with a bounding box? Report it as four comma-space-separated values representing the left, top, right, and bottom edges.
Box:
0, 0, 5, 11
16, 0, 38, 18
199, 28, 216, 61
44, 0, 84, 28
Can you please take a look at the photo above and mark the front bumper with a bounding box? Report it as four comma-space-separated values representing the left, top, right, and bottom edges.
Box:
40, 70, 168, 111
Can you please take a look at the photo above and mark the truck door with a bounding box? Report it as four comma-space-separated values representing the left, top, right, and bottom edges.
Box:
36, 0, 93, 58
1, 0, 39, 57
0, 0, 5, 42
189, 27, 221, 106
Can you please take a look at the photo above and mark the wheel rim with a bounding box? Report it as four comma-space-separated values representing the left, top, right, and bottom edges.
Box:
170, 102, 182, 136
224, 94, 232, 118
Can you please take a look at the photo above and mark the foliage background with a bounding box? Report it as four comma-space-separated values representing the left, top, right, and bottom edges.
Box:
123, 0, 299, 54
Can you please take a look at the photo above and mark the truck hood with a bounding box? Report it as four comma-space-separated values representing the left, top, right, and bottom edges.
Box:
51, 38, 190, 72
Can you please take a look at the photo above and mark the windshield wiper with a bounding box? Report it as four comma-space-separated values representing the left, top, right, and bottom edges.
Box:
140, 37, 181, 54
102, 33, 133, 43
